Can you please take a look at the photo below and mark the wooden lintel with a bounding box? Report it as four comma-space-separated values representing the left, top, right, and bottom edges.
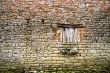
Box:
57, 23, 85, 28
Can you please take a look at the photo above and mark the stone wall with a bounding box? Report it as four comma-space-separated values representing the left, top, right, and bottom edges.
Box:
0, 0, 110, 73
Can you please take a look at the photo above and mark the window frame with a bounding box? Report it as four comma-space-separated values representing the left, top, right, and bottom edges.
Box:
55, 23, 84, 43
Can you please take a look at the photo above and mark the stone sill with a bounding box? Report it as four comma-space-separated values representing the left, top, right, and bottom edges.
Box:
55, 42, 79, 55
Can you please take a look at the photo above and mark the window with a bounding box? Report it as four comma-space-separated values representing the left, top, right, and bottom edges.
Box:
52, 23, 85, 55
55, 23, 84, 43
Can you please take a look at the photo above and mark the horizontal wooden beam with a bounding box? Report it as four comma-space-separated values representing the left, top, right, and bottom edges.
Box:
57, 23, 85, 28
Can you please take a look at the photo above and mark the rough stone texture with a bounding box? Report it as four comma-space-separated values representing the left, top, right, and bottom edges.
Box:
0, 0, 110, 73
